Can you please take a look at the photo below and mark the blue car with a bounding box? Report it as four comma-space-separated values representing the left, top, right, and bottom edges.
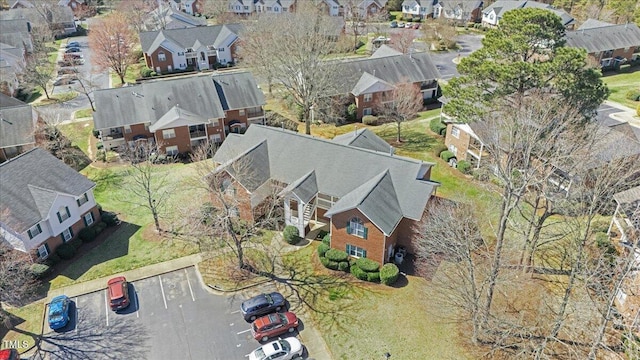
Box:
48, 295, 71, 330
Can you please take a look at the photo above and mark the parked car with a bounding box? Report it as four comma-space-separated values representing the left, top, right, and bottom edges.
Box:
248, 338, 303, 360
107, 276, 130, 311
397, 22, 405, 28
65, 47, 81, 53
390, 20, 397, 28
58, 67, 78, 75
53, 76, 76, 86
251, 312, 299, 342
0, 349, 19, 360
241, 292, 286, 321
64, 53, 83, 60
48, 295, 71, 330
66, 41, 80, 48
413, 23, 421, 29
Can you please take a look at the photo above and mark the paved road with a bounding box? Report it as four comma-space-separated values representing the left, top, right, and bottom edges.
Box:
415, 34, 484, 80
40, 268, 310, 360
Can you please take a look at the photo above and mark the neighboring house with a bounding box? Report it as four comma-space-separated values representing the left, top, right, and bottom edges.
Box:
481, 0, 574, 29
608, 185, 640, 335
93, 71, 265, 155
211, 124, 440, 265
317, 0, 343, 16
0, 42, 26, 96
566, 21, 640, 69
402, 0, 438, 20
228, 0, 257, 14
8, 0, 34, 8
351, 0, 388, 17
434, 0, 483, 22
58, 0, 90, 16
169, 0, 204, 15
0, 18, 35, 54
0, 6, 77, 36
147, 6, 208, 30
332, 45, 441, 120
139, 23, 242, 74
0, 148, 100, 260
255, 0, 297, 14
0, 93, 39, 162
443, 120, 487, 168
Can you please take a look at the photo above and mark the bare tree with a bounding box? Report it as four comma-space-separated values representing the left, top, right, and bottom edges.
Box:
0, 241, 35, 329
237, 17, 279, 96
88, 11, 138, 85
117, 0, 157, 33
239, 5, 346, 134
342, 0, 367, 53
74, 70, 99, 112
119, 142, 172, 233
424, 18, 458, 51
389, 30, 416, 54
201, 0, 234, 24
20, 53, 55, 100
373, 82, 423, 143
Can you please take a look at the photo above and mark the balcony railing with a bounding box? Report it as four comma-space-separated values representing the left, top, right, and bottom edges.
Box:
247, 110, 264, 118
189, 130, 207, 139
102, 132, 124, 140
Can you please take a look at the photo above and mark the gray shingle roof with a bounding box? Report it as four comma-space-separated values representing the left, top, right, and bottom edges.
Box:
0, 148, 95, 232
212, 125, 437, 226
566, 23, 640, 54
279, 170, 318, 204
0, 94, 36, 148
482, 0, 574, 26
614, 185, 640, 205
139, 23, 242, 54
149, 105, 207, 132
93, 71, 264, 131
332, 128, 393, 153
578, 18, 613, 30
370, 45, 402, 58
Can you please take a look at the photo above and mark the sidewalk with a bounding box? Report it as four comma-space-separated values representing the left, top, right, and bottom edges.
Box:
605, 100, 640, 128
46, 253, 203, 300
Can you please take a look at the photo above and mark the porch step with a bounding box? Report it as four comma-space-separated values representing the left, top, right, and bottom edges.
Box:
303, 204, 315, 222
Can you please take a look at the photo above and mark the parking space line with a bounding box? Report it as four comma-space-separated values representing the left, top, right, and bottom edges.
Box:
185, 268, 195, 302
74, 297, 78, 334
237, 329, 251, 335
231, 310, 241, 314
159, 275, 168, 309
134, 290, 139, 318
104, 290, 109, 326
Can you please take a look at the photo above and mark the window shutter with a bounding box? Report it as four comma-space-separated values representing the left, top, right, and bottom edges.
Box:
69, 227, 74, 238
77, 199, 81, 206
65, 207, 70, 218
346, 222, 351, 235
60, 233, 65, 242
37, 224, 42, 233
45, 243, 50, 254
363, 227, 368, 240
57, 212, 62, 223
83, 214, 88, 226
363, 249, 367, 258
28, 229, 33, 239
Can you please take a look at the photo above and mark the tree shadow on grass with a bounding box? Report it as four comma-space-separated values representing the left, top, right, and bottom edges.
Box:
375, 126, 439, 154
54, 222, 140, 281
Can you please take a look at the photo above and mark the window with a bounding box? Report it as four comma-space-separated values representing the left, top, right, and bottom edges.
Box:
244, 6, 249, 10
77, 192, 89, 206
166, 145, 179, 156
84, 212, 94, 226
162, 129, 176, 139
37, 243, 50, 259
451, 127, 460, 138
449, 144, 458, 155
28, 223, 42, 239
144, 123, 150, 131
177, 52, 184, 56
346, 217, 367, 238
124, 125, 131, 134
239, 109, 245, 116
346, 244, 367, 258
363, 108, 372, 116
57, 206, 70, 223
158, 51, 166, 61
363, 93, 372, 102
221, 178, 235, 195
61, 227, 73, 242
218, 48, 225, 52
489, 13, 494, 20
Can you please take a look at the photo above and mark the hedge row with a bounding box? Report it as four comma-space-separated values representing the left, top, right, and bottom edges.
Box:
429, 118, 447, 136
317, 246, 399, 285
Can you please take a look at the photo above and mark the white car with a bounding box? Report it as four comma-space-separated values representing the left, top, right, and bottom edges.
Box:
249, 338, 303, 360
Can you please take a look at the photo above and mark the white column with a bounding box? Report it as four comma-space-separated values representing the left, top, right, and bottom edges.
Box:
298, 201, 305, 237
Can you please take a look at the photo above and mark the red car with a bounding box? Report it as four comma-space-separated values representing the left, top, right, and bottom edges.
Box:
0, 349, 19, 360
250, 312, 299, 342
107, 276, 130, 311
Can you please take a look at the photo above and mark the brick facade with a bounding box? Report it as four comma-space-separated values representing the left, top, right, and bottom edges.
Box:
444, 123, 472, 161
146, 46, 175, 74
330, 208, 387, 265
34, 206, 101, 260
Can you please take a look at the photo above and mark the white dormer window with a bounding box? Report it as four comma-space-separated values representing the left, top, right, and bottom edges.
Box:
77, 192, 89, 206
57, 206, 70, 223
363, 93, 372, 102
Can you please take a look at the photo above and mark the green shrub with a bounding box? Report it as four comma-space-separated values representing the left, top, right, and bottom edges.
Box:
362, 115, 378, 125
380, 263, 400, 285
433, 144, 448, 157
102, 212, 118, 226
45, 253, 61, 266
338, 261, 350, 272
325, 249, 349, 262
326, 260, 339, 270
140, 66, 156, 78
95, 221, 107, 234
366, 271, 380, 283
356, 257, 380, 272
350, 264, 369, 281
322, 234, 331, 246
440, 150, 455, 162
429, 118, 447, 135
473, 167, 491, 181
320, 256, 330, 267
318, 243, 330, 257
79, 226, 97, 243
56, 243, 76, 260
346, 104, 357, 122
68, 237, 82, 250
96, 142, 104, 150
30, 263, 51, 279
92, 129, 100, 138
457, 160, 472, 174
283, 225, 300, 245
625, 89, 640, 101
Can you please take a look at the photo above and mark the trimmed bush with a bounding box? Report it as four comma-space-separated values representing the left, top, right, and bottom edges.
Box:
356, 257, 380, 272
362, 115, 378, 126
346, 104, 357, 122
283, 225, 300, 245
350, 264, 369, 281
320, 256, 330, 267
102, 212, 118, 226
30, 263, 51, 279
45, 253, 61, 266
96, 142, 104, 150
440, 150, 455, 162
322, 234, 331, 246
326, 260, 339, 270
56, 243, 76, 260
457, 160, 472, 174
366, 271, 380, 283
429, 118, 447, 135
92, 129, 100, 138
95, 221, 107, 234
325, 249, 349, 262
140, 66, 157, 78
68, 237, 82, 250
625, 89, 640, 101
380, 263, 400, 285
433, 144, 448, 157
318, 243, 330, 257
338, 261, 350, 272
79, 226, 97, 243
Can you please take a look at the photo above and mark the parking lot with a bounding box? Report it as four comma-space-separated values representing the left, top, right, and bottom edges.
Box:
42, 267, 306, 360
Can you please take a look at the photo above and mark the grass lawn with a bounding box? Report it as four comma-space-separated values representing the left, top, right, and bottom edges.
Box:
602, 69, 640, 109
74, 108, 94, 119
110, 61, 145, 87
283, 244, 473, 360
59, 120, 93, 156
1, 302, 45, 354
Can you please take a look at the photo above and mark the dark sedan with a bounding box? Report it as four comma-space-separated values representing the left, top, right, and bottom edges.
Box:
241, 292, 286, 322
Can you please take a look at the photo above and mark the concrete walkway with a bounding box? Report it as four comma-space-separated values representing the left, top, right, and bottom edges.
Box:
605, 100, 640, 128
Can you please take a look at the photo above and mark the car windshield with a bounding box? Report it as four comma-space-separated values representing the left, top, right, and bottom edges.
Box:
265, 294, 273, 304
49, 315, 63, 323
254, 348, 265, 358
279, 340, 291, 352
49, 301, 65, 316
